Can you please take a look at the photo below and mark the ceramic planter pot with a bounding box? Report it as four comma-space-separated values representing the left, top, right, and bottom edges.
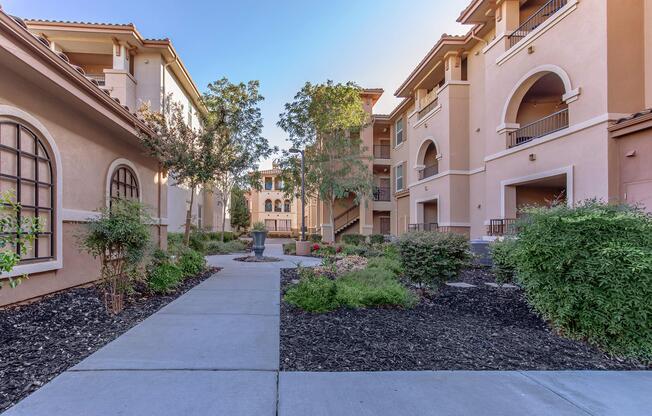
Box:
252, 230, 267, 258
295, 240, 312, 256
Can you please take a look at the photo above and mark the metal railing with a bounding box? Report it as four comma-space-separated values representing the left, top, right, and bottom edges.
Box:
508, 108, 569, 148
86, 73, 106, 87
417, 97, 439, 121
334, 206, 359, 232
418, 164, 439, 180
487, 219, 519, 236
373, 187, 391, 202
373, 144, 391, 159
408, 223, 438, 232
508, 0, 568, 48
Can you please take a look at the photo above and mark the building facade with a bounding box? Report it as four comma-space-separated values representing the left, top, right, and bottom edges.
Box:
355, 0, 652, 241
247, 168, 301, 237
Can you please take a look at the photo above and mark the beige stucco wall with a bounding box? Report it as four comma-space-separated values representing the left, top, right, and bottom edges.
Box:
615, 128, 652, 212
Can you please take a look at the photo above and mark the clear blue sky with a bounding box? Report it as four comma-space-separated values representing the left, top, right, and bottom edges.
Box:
3, 0, 470, 168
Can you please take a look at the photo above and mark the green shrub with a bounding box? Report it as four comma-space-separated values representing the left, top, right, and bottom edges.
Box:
370, 234, 385, 244
308, 233, 322, 243
205, 231, 235, 242
283, 242, 297, 255
341, 244, 368, 257
511, 201, 652, 359
396, 231, 471, 289
148, 262, 183, 294
252, 221, 266, 232
342, 234, 366, 245
178, 249, 207, 277
205, 240, 247, 255
188, 231, 207, 253
284, 272, 338, 313
367, 256, 403, 277
490, 238, 519, 284
336, 268, 415, 309
167, 232, 184, 249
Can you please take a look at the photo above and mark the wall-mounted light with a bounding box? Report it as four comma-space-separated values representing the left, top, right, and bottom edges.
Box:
626, 150, 637, 158
528, 45, 535, 54
529, 153, 536, 161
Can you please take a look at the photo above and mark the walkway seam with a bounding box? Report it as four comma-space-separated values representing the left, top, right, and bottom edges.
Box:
275, 371, 280, 416
517, 371, 596, 416
68, 368, 279, 373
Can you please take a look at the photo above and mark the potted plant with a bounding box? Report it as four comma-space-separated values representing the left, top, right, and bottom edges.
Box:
251, 221, 267, 259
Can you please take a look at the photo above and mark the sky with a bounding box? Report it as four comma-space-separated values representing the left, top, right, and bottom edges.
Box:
3, 0, 470, 169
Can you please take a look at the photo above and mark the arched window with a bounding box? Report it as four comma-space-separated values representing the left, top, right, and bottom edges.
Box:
110, 165, 139, 204
274, 199, 282, 212
264, 199, 272, 212
284, 200, 291, 213
416, 139, 440, 180
0, 121, 54, 261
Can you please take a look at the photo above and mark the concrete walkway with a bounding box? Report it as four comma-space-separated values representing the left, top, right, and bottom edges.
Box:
3, 244, 651, 415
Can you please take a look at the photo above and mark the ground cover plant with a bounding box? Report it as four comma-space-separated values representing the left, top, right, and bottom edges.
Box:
168, 231, 248, 255
491, 201, 652, 360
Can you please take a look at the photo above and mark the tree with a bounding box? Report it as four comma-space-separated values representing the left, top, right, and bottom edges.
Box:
138, 98, 223, 245
276, 81, 373, 241
230, 186, 250, 231
202, 78, 275, 241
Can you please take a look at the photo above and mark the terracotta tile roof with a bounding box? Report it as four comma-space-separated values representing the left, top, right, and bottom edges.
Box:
614, 109, 652, 125
24, 18, 134, 27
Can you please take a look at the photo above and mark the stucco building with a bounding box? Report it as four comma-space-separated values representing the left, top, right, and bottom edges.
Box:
247, 168, 301, 237
321, 0, 652, 242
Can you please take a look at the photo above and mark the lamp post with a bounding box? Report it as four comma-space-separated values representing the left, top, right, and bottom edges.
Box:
289, 147, 305, 241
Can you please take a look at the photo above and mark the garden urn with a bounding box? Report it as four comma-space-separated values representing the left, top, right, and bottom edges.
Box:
252, 230, 267, 258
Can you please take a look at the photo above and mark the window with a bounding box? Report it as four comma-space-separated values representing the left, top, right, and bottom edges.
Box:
0, 121, 54, 261
264, 177, 273, 190
197, 204, 202, 229
277, 219, 291, 231
274, 199, 282, 212
264, 199, 272, 212
284, 200, 291, 213
395, 163, 404, 192
110, 165, 139, 204
265, 219, 276, 231
395, 119, 404, 147
274, 178, 283, 190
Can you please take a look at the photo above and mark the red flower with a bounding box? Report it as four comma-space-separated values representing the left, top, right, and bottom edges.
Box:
336, 246, 342, 253
312, 244, 320, 251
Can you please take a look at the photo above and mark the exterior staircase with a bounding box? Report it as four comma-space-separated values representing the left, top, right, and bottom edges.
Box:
334, 206, 360, 235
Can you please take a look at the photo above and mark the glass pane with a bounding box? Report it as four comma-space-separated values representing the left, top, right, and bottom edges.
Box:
37, 236, 51, 257
21, 183, 36, 206
0, 123, 17, 148
21, 155, 36, 180
37, 160, 52, 183
19, 128, 36, 154
1, 150, 17, 176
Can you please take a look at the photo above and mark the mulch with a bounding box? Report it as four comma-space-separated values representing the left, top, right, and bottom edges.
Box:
233, 256, 282, 263
280, 268, 649, 372
0, 267, 219, 412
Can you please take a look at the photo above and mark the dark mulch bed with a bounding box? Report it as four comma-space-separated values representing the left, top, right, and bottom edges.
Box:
233, 256, 281, 263
280, 268, 649, 372
0, 267, 219, 412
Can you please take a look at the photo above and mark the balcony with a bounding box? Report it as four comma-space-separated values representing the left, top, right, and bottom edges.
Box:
86, 73, 106, 87
417, 96, 439, 121
373, 187, 391, 202
486, 219, 518, 236
507, 0, 568, 49
418, 164, 439, 181
373, 144, 391, 159
508, 108, 569, 148
408, 223, 452, 233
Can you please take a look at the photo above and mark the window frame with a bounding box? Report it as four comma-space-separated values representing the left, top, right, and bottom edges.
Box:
395, 163, 404, 192
264, 199, 273, 212
395, 118, 404, 147
283, 199, 291, 213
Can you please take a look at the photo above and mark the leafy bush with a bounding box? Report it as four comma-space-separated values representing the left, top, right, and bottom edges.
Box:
510, 201, 652, 359
396, 232, 471, 289
342, 234, 366, 245
341, 244, 368, 257
148, 262, 183, 294
203, 231, 235, 242
188, 231, 207, 253
308, 233, 322, 243
336, 268, 415, 309
370, 234, 385, 244
284, 270, 338, 312
283, 242, 297, 255
490, 238, 519, 284
367, 256, 403, 277
252, 221, 266, 232
178, 248, 206, 277
205, 240, 247, 255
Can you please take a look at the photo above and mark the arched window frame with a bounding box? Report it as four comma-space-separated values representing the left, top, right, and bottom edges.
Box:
274, 199, 282, 212
0, 105, 63, 277
105, 158, 142, 207
264, 199, 273, 212
284, 199, 291, 213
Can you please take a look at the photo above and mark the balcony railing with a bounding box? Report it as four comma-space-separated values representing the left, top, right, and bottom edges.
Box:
417, 97, 439, 121
373, 144, 391, 159
508, 108, 569, 148
86, 73, 106, 87
487, 219, 518, 236
418, 164, 439, 180
373, 187, 391, 202
508, 0, 568, 48
408, 223, 455, 233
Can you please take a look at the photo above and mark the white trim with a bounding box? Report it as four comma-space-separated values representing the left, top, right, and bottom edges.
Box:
496, 0, 579, 66
62, 209, 168, 225
408, 169, 483, 188
485, 113, 630, 162
394, 119, 405, 147
468, 166, 486, 175
439, 222, 471, 227
482, 32, 508, 55
413, 103, 442, 129
500, 166, 574, 218
500, 64, 576, 125
412, 195, 440, 225
406, 109, 418, 120
496, 123, 520, 134
394, 162, 405, 192
415, 136, 442, 168
0, 105, 63, 278
105, 158, 143, 207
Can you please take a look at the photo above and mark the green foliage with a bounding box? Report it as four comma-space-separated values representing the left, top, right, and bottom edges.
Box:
490, 238, 519, 284
370, 234, 385, 244
205, 239, 247, 255
396, 232, 471, 289
367, 256, 403, 277
148, 262, 183, 294
336, 268, 416, 309
284, 270, 338, 313
283, 242, 297, 255
342, 234, 366, 246
178, 248, 207, 277
252, 221, 266, 232
308, 233, 322, 243
341, 244, 367, 257
0, 190, 43, 289
509, 201, 652, 359
230, 186, 250, 230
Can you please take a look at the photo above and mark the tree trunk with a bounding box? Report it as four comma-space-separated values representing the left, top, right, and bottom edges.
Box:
221, 195, 227, 242
327, 197, 335, 243
184, 184, 196, 246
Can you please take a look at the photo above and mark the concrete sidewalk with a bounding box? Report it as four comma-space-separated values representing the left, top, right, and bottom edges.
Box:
3, 244, 650, 416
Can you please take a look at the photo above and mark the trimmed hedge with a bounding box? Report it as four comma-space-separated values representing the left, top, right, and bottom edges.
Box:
342, 234, 366, 246
509, 202, 652, 359
370, 234, 385, 244
396, 231, 471, 289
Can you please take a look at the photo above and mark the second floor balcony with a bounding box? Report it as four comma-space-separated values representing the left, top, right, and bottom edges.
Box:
507, 0, 569, 49
373, 186, 391, 202
508, 108, 569, 148
373, 144, 391, 159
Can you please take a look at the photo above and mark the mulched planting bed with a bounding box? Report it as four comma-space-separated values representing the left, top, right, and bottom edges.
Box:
280, 268, 649, 372
0, 267, 219, 412
233, 256, 282, 263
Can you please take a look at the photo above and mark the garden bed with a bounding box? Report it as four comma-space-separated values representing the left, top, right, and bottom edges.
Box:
233, 256, 281, 263
0, 267, 219, 412
280, 268, 648, 372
